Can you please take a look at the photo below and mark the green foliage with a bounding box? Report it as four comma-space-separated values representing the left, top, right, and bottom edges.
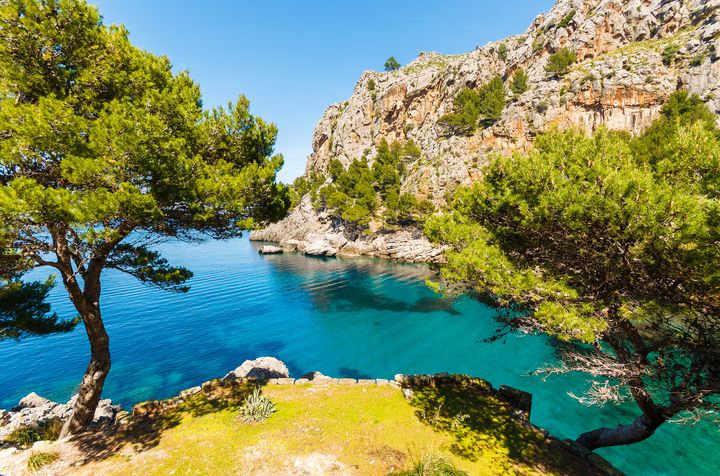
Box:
7, 419, 62, 447
1, 276, 78, 339
532, 36, 545, 52
290, 172, 326, 207
397, 454, 468, 476
27, 451, 59, 472
510, 69, 529, 96
367, 79, 376, 91
427, 92, 720, 442
0, 0, 289, 433
315, 140, 430, 230
558, 9, 576, 29
632, 90, 719, 173
384, 56, 401, 72
239, 387, 276, 423
439, 77, 505, 135
545, 48, 576, 77
662, 43, 680, 65
497, 43, 507, 61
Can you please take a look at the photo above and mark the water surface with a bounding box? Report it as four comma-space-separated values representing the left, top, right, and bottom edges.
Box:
0, 237, 715, 475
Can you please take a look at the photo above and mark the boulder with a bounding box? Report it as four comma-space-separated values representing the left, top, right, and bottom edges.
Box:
224, 356, 290, 381
258, 245, 283, 255
300, 371, 333, 383
17, 392, 52, 409
303, 240, 337, 257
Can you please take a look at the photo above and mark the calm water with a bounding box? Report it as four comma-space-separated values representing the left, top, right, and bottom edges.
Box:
0, 236, 716, 475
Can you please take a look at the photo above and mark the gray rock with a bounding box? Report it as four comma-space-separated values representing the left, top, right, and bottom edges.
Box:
300, 371, 333, 383
303, 240, 337, 257
258, 245, 283, 254
224, 356, 290, 381
17, 392, 52, 409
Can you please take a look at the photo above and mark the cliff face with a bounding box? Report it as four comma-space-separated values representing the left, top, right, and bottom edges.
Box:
251, 0, 720, 261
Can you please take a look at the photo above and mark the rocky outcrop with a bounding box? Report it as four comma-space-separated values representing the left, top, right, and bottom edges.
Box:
255, 0, 720, 261
223, 356, 290, 381
250, 196, 446, 262
0, 393, 121, 440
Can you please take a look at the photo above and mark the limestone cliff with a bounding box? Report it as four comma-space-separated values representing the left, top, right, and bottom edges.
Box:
251, 0, 720, 261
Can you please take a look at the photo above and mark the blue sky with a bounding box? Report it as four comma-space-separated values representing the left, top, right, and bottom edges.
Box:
91, 1, 555, 182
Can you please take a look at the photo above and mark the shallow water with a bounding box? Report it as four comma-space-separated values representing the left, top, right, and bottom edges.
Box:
0, 236, 716, 474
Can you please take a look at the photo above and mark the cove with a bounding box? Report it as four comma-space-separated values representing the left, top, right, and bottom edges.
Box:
0, 236, 715, 475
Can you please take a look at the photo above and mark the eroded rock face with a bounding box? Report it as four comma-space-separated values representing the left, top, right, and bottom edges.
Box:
224, 357, 290, 381
256, 0, 720, 261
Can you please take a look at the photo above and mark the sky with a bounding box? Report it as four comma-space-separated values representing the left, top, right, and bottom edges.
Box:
90, 1, 555, 182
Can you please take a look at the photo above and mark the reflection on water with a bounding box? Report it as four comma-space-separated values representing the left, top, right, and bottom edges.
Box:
0, 237, 716, 475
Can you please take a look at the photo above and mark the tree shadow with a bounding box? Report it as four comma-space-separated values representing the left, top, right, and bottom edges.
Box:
71, 380, 256, 464
408, 380, 604, 475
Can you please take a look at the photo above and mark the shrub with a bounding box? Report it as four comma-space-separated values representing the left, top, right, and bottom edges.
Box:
384, 56, 401, 72
439, 76, 505, 134
662, 43, 680, 65
510, 69, 529, 95
367, 79, 376, 91
545, 48, 577, 77
497, 43, 507, 61
239, 387, 276, 423
397, 454, 468, 476
27, 451, 59, 473
558, 9, 576, 28
6, 419, 62, 447
532, 36, 545, 52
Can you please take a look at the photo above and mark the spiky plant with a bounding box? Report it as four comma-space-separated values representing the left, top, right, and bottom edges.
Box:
239, 387, 276, 423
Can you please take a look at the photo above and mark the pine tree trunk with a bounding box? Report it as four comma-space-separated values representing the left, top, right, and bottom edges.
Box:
60, 306, 110, 437
576, 412, 666, 450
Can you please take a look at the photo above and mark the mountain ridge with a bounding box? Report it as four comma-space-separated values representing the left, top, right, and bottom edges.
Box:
251, 0, 720, 261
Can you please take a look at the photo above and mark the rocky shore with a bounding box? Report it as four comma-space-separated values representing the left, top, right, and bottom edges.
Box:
249, 196, 446, 263
0, 356, 623, 475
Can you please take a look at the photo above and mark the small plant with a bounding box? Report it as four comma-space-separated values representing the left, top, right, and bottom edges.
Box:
545, 47, 577, 77
384, 56, 401, 72
690, 53, 705, 67
27, 451, 59, 472
397, 454, 468, 476
7, 419, 63, 447
662, 43, 680, 66
497, 43, 507, 61
532, 36, 545, 52
558, 9, 576, 29
239, 387, 276, 422
367, 79, 376, 91
510, 68, 529, 95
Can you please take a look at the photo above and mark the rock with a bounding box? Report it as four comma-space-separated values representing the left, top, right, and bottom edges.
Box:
224, 356, 290, 381
303, 240, 337, 257
17, 392, 52, 409
179, 386, 202, 399
300, 371, 333, 383
498, 385, 533, 420
258, 245, 283, 254
0, 447, 17, 459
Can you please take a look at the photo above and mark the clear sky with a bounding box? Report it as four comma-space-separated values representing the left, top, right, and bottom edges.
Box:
90, 1, 555, 182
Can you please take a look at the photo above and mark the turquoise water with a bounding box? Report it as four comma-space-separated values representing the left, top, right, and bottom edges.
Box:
0, 236, 716, 474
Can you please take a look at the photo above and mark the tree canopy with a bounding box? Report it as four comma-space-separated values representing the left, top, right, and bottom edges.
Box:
439, 76, 506, 135
426, 91, 720, 450
384, 56, 401, 72
0, 0, 289, 435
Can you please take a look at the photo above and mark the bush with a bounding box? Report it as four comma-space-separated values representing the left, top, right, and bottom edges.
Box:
27, 451, 59, 473
397, 454, 468, 476
439, 76, 505, 135
545, 48, 577, 77
497, 43, 507, 61
558, 9, 576, 28
662, 44, 680, 66
510, 69, 529, 95
6, 419, 62, 447
239, 387, 276, 423
384, 56, 400, 72
367, 79, 376, 91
